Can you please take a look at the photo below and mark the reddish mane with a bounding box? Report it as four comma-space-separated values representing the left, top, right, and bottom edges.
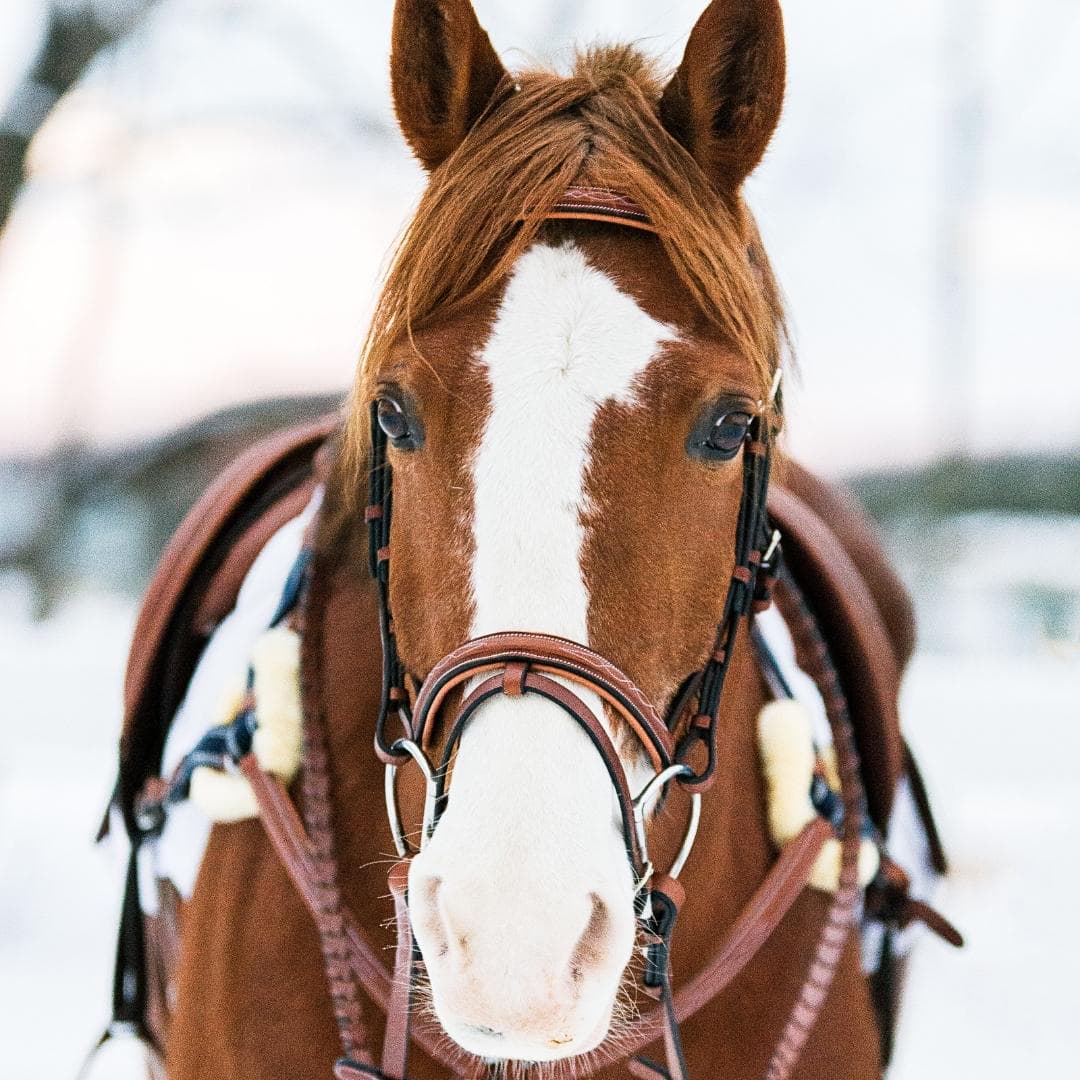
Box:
345, 45, 787, 485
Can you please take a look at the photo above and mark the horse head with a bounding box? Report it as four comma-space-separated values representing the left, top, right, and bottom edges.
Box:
350, 0, 787, 1064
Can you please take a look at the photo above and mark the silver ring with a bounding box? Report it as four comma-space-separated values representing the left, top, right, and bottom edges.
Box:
632, 763, 701, 883
383, 738, 437, 857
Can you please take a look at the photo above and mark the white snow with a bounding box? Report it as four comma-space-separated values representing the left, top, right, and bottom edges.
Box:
891, 652, 1078, 1076
0, 588, 136, 1079
1, 578, 1075, 1076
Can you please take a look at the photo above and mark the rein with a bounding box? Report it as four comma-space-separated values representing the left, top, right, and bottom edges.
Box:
148, 189, 865, 1080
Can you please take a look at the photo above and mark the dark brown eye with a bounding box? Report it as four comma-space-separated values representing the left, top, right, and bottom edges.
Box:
706, 411, 752, 456
687, 400, 754, 464
376, 395, 422, 450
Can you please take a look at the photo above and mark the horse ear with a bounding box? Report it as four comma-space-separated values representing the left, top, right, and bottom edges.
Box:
390, 0, 508, 172
659, 0, 786, 194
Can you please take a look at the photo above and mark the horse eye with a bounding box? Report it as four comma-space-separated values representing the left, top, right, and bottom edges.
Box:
376, 395, 420, 449
705, 411, 752, 457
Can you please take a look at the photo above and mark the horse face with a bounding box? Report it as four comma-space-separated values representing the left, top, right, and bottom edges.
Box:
374, 0, 786, 1064
375, 232, 761, 1063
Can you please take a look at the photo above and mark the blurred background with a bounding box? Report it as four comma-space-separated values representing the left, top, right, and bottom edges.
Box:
0, 1, 1076, 1076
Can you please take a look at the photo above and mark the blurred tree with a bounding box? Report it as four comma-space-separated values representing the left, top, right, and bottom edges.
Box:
0, 393, 342, 617
849, 453, 1080, 521
0, 2, 153, 229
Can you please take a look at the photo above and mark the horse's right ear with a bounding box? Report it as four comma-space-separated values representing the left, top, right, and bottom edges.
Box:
659, 0, 786, 194
391, 0, 508, 172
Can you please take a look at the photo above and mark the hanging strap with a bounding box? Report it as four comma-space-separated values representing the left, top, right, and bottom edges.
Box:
75, 846, 165, 1080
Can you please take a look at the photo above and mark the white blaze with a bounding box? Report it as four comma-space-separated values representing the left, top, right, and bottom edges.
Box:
469, 241, 675, 639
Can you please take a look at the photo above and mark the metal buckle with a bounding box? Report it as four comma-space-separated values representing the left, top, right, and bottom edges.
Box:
384, 738, 437, 857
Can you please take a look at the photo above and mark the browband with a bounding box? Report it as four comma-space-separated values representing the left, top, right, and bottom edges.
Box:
533, 185, 658, 234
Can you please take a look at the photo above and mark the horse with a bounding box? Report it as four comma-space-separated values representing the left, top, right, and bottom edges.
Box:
97, 3, 958, 1079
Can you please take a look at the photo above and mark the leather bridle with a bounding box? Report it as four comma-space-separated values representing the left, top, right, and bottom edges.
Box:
329, 188, 840, 1080
190, 189, 864, 1080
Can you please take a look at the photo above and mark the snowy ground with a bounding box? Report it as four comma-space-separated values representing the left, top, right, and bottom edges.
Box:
0, 580, 1075, 1077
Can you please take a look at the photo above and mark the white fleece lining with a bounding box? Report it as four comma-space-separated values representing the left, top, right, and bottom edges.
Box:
139, 489, 321, 913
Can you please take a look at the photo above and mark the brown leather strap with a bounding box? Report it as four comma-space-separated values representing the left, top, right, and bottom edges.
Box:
779, 460, 916, 671
410, 631, 675, 770
242, 751, 482, 1077
608, 816, 835, 1062
764, 576, 867, 1080
245, 764, 385, 1065
534, 186, 659, 234
767, 486, 905, 825
382, 861, 415, 1080
677, 818, 834, 1016
239, 757, 318, 901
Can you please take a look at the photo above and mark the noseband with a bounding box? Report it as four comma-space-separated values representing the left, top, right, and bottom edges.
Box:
383, 631, 696, 902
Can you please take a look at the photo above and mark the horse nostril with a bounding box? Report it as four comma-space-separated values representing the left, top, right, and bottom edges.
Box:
569, 892, 613, 984
410, 873, 450, 958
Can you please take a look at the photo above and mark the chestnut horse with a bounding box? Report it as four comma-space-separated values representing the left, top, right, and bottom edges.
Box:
97, 3, 955, 1079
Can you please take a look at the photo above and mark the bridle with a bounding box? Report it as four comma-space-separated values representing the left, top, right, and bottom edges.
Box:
369, 386, 774, 868
148, 188, 863, 1080
383, 632, 698, 893
345, 187, 820, 1080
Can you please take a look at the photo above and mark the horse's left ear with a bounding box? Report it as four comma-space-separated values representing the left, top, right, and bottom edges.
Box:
659, 0, 786, 194
390, 0, 509, 172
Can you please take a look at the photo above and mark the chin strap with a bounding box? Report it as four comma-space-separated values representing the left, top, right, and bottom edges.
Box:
334, 861, 419, 1080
